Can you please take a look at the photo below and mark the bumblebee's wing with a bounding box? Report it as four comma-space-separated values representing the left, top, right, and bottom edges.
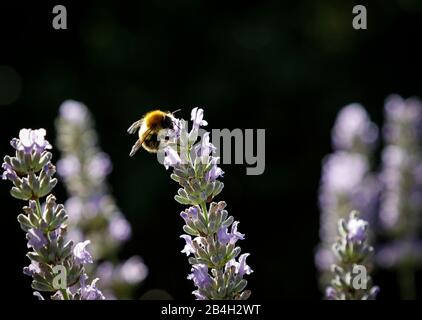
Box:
127, 119, 143, 134
129, 140, 142, 157
129, 128, 153, 157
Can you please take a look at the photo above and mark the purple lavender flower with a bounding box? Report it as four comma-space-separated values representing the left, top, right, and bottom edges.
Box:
377, 95, 422, 299
326, 211, 379, 300
95, 262, 114, 287
332, 103, 378, 152
320, 152, 368, 195
217, 221, 245, 245
205, 158, 224, 182
59, 100, 89, 124
56, 155, 80, 178
379, 95, 422, 235
64, 196, 84, 222
78, 274, 105, 300
27, 228, 48, 250
23, 261, 41, 277
194, 132, 216, 164
163, 146, 182, 170
108, 214, 132, 242
316, 103, 379, 286
2, 128, 104, 300
11, 128, 52, 155
187, 264, 212, 288
226, 253, 253, 277
317, 152, 373, 270
131, 108, 252, 300
346, 217, 368, 242
189, 107, 208, 142
73, 240, 94, 265
118, 256, 148, 284
325, 287, 337, 300
2, 128, 57, 200
180, 206, 199, 223
93, 257, 148, 299
1, 162, 18, 182
87, 152, 112, 180
191, 107, 208, 128
56, 100, 147, 299
180, 235, 196, 256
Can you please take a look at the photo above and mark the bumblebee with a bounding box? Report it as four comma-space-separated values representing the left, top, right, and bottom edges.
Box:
127, 110, 178, 156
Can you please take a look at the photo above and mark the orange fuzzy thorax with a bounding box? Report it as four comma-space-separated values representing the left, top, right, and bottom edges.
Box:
144, 110, 166, 129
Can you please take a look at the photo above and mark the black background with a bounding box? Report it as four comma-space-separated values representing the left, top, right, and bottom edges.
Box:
0, 0, 421, 300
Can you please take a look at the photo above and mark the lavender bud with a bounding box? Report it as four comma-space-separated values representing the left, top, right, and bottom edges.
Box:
326, 211, 379, 300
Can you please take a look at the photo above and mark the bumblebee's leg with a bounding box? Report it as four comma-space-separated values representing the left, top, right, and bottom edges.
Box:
127, 120, 143, 134
129, 139, 143, 157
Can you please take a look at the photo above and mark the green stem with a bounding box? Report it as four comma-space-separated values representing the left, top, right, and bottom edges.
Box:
60, 288, 70, 300
199, 201, 209, 226
35, 198, 42, 220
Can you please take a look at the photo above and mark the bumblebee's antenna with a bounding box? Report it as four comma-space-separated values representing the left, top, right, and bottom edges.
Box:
172, 109, 181, 115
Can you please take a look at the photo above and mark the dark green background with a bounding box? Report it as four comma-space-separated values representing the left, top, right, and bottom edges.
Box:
1, 0, 421, 299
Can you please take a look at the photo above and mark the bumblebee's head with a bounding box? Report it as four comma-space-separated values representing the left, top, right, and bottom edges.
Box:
162, 114, 174, 129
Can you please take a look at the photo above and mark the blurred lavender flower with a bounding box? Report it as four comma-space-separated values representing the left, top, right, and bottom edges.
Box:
326, 211, 379, 300
74, 240, 94, 265
2, 128, 104, 300
95, 256, 148, 299
131, 107, 252, 299
56, 100, 147, 299
316, 104, 379, 279
377, 95, 422, 299
379, 95, 422, 235
332, 103, 378, 153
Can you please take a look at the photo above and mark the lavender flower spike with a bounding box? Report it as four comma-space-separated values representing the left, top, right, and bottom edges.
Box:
56, 100, 147, 299
377, 95, 422, 299
326, 211, 379, 300
2, 128, 104, 300
379, 95, 422, 236
130, 108, 252, 300
316, 103, 379, 287
331, 103, 378, 153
